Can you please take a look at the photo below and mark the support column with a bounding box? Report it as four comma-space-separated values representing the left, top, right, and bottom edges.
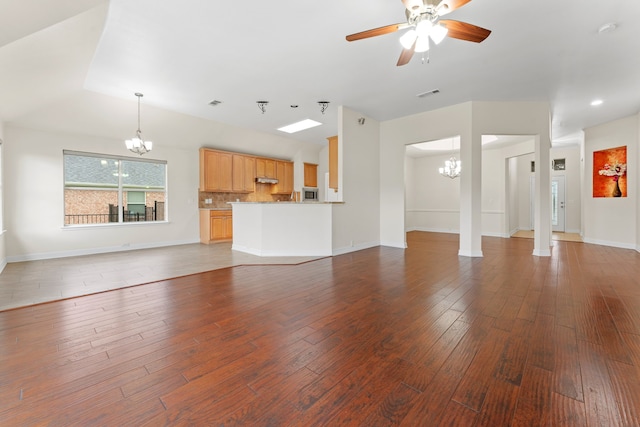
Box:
533, 134, 552, 256
459, 132, 483, 257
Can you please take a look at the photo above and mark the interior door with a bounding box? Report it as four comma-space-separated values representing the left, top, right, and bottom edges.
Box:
551, 176, 565, 232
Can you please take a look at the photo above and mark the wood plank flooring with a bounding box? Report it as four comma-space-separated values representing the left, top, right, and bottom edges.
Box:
1, 231, 639, 426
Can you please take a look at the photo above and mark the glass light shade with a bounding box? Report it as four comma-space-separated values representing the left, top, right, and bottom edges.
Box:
416, 20, 433, 38
414, 35, 430, 53
430, 24, 448, 44
399, 29, 417, 49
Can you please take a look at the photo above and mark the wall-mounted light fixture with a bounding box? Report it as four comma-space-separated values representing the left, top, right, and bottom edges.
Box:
257, 101, 269, 114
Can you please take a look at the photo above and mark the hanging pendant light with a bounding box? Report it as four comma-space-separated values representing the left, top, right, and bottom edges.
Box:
439, 156, 461, 178
439, 137, 461, 178
125, 93, 153, 155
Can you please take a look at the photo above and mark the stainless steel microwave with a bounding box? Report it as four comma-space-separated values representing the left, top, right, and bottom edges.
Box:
301, 187, 319, 202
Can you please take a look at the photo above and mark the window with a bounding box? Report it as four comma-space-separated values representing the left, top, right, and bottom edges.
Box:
64, 151, 166, 225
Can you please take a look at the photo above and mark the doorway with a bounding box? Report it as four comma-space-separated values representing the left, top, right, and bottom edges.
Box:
551, 176, 565, 232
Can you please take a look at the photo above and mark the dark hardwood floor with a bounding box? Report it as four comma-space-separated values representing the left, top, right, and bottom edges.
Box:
1, 231, 639, 426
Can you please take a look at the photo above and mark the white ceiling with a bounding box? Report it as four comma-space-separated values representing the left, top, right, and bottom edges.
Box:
2, 0, 640, 149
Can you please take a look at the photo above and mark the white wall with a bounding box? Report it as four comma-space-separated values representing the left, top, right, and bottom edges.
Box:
332, 107, 380, 254
4, 126, 200, 260
583, 115, 638, 249
2, 91, 325, 261
0, 120, 6, 272
381, 101, 552, 255
405, 153, 460, 233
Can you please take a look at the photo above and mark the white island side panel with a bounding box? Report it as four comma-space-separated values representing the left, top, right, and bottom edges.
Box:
231, 203, 332, 257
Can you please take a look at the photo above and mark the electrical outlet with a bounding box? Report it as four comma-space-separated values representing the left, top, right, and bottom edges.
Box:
205, 198, 212, 204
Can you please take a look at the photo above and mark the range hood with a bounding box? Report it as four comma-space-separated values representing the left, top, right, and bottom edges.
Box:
256, 177, 278, 184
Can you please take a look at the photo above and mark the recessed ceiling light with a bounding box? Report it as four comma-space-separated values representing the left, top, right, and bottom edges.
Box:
591, 99, 603, 106
277, 119, 322, 134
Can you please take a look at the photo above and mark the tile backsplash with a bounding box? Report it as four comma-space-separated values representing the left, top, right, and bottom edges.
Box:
199, 183, 290, 208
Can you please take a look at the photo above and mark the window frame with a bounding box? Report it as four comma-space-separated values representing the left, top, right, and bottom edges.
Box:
63, 150, 167, 227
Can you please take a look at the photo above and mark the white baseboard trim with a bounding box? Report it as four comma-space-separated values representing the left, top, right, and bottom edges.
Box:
458, 249, 483, 257
581, 238, 636, 250
0, 258, 7, 274
532, 248, 552, 256
379, 240, 407, 249
333, 241, 380, 256
6, 238, 200, 263
408, 227, 509, 238
232, 244, 332, 257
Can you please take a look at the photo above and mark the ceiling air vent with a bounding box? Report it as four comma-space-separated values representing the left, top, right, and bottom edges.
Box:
208, 100, 222, 106
416, 89, 440, 98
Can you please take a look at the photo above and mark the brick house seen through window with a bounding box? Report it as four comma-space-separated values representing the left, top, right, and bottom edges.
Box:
64, 151, 166, 225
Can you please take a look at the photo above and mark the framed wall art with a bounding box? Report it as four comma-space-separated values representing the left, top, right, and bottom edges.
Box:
593, 146, 627, 198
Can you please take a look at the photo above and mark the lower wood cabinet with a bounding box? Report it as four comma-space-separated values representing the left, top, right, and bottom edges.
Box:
199, 210, 232, 243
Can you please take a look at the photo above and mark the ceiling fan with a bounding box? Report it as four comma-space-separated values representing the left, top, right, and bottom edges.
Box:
346, 0, 491, 66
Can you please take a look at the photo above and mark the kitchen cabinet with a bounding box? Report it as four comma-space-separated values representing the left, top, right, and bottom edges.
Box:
328, 135, 338, 190
256, 158, 276, 179
200, 209, 232, 243
200, 149, 232, 192
232, 154, 255, 193
272, 161, 293, 195
304, 163, 318, 187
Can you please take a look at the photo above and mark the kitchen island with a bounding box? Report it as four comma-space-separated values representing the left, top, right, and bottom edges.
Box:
229, 202, 333, 256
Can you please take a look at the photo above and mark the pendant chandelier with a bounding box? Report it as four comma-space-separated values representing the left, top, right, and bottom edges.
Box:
125, 93, 153, 155
439, 156, 461, 179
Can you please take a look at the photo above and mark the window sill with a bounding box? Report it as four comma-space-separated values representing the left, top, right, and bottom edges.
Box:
62, 221, 170, 230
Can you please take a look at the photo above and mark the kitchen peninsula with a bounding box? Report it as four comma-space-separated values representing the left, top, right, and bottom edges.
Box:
230, 202, 333, 257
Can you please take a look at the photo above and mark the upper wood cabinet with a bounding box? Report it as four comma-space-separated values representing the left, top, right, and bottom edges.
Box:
232, 154, 255, 193
328, 136, 338, 190
200, 148, 232, 192
272, 161, 294, 195
304, 163, 318, 187
256, 158, 276, 179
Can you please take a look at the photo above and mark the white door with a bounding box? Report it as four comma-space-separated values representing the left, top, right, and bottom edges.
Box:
551, 176, 565, 232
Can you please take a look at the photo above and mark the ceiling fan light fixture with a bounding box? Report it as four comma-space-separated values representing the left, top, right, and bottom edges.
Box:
399, 29, 417, 49
414, 35, 430, 53
430, 24, 448, 44
416, 20, 433, 38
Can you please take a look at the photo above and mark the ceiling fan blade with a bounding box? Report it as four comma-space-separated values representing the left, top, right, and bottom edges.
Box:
440, 20, 491, 42
436, 0, 472, 15
397, 45, 415, 66
346, 23, 408, 42
401, 0, 424, 12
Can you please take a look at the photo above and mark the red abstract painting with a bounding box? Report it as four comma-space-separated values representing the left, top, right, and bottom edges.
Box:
593, 146, 627, 198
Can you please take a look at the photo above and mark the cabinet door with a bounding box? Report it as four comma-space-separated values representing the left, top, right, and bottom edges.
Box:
272, 161, 294, 194
200, 149, 233, 192
256, 158, 276, 179
224, 215, 233, 239
232, 155, 247, 192
210, 216, 226, 240
200, 149, 217, 191
243, 156, 255, 192
217, 152, 233, 192
283, 162, 293, 194
328, 136, 338, 190
304, 163, 318, 187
